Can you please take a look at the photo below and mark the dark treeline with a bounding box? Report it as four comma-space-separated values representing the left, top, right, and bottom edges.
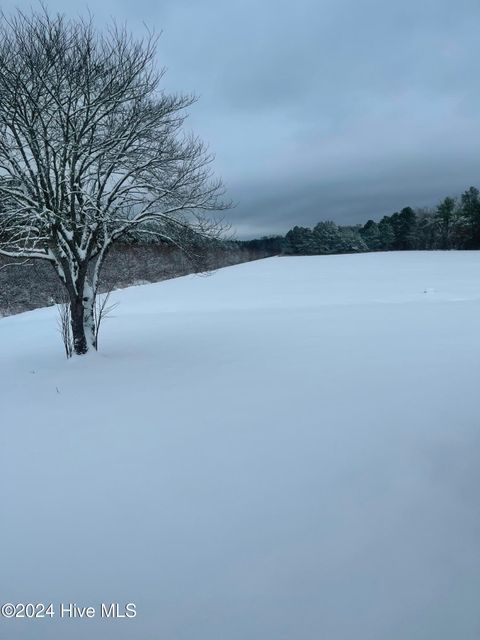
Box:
283, 186, 480, 255
236, 236, 285, 256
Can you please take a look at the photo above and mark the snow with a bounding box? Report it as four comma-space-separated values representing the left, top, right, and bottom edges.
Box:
1, 251, 480, 639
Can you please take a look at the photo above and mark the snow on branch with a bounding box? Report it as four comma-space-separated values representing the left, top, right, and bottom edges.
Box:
0, 7, 229, 355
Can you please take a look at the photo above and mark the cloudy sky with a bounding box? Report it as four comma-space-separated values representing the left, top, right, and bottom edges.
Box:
3, 0, 480, 237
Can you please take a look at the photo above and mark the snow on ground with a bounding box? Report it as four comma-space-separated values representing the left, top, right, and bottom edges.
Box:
1, 251, 480, 639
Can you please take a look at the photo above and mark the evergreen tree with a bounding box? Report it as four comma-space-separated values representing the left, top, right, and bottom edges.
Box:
312, 221, 342, 253
284, 226, 316, 255
378, 216, 395, 250
396, 207, 418, 250
416, 211, 437, 249
337, 226, 368, 252
459, 187, 480, 248
435, 197, 457, 249
361, 220, 382, 251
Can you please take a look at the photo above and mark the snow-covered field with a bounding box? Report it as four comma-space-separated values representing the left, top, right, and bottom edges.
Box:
1, 251, 480, 639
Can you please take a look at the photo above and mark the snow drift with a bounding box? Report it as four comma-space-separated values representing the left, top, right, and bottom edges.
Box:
1, 251, 479, 639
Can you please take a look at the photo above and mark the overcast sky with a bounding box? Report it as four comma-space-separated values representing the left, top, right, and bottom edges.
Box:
3, 0, 480, 237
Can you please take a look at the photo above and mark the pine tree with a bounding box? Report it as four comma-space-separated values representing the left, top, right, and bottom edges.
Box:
284, 226, 316, 254
378, 217, 395, 250
361, 220, 382, 251
460, 187, 480, 248
435, 197, 457, 249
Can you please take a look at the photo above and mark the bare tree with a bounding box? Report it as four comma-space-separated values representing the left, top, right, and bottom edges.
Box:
56, 284, 118, 358
0, 9, 227, 354
56, 296, 73, 359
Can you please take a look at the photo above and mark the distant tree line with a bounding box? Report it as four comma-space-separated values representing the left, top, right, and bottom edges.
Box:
5, 184, 480, 320
283, 186, 480, 255
0, 238, 278, 317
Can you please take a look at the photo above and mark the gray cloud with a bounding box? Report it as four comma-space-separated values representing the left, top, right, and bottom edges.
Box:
2, 0, 480, 237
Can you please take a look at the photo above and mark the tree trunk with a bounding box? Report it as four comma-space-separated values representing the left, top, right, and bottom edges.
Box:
70, 283, 96, 355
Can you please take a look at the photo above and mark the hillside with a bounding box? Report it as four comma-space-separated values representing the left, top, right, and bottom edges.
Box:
1, 252, 479, 639
0, 241, 276, 317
